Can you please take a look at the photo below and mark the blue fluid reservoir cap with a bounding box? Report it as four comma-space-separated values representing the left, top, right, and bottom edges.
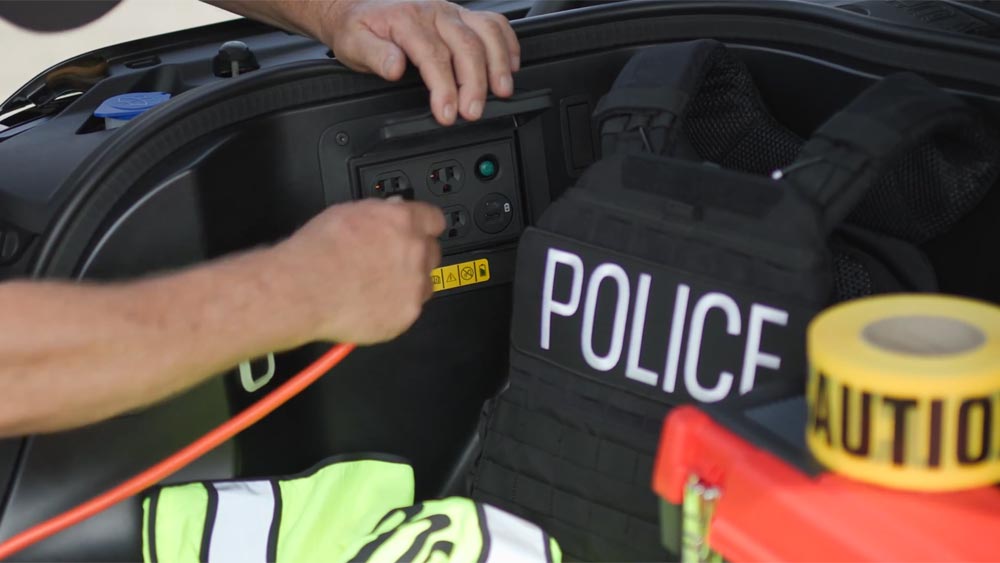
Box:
94, 92, 172, 121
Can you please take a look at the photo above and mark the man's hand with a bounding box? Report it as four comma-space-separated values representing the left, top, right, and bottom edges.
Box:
272, 199, 445, 345
208, 0, 521, 126
321, 0, 520, 125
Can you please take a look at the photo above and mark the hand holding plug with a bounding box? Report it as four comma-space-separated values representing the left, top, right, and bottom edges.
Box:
273, 199, 444, 346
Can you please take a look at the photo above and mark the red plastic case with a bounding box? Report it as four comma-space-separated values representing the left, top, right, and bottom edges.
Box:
653, 406, 1000, 562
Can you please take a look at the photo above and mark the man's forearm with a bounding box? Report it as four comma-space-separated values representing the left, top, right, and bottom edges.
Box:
0, 247, 316, 437
205, 1, 337, 43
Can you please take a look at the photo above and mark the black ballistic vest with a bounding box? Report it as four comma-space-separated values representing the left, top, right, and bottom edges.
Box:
470, 40, 1000, 562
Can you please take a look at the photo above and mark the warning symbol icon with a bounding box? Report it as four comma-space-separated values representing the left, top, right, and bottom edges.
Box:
446, 272, 457, 282
430, 268, 445, 292
461, 266, 475, 281
474, 259, 490, 282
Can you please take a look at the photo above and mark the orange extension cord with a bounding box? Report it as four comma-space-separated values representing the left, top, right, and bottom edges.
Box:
0, 343, 356, 561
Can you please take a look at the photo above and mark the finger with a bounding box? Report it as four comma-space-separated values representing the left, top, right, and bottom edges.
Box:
436, 14, 489, 120
389, 15, 459, 125
460, 11, 514, 98
483, 11, 520, 72
407, 202, 447, 236
334, 25, 407, 81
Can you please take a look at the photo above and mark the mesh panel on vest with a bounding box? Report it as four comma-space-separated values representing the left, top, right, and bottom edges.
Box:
682, 48, 802, 175
847, 122, 1000, 243
832, 251, 875, 301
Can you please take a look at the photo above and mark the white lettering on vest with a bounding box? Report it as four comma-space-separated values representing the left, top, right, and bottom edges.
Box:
625, 274, 658, 386
537, 248, 790, 402
540, 248, 584, 350
662, 283, 691, 393
581, 263, 630, 371
685, 293, 742, 403
740, 304, 788, 395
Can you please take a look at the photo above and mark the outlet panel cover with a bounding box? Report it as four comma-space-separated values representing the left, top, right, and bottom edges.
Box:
355, 139, 523, 254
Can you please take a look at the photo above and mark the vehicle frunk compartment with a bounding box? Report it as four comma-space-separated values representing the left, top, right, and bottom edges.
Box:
1, 2, 1000, 560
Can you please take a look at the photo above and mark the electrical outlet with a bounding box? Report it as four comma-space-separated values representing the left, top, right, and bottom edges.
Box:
427, 160, 464, 196
369, 170, 413, 199
441, 205, 472, 240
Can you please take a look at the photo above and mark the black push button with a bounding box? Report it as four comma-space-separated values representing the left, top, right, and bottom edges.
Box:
474, 193, 514, 234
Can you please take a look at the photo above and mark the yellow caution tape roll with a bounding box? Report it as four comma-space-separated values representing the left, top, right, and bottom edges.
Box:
806, 294, 1000, 492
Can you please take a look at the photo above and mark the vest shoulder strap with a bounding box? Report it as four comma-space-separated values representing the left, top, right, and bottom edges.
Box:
784, 72, 996, 237
594, 39, 721, 156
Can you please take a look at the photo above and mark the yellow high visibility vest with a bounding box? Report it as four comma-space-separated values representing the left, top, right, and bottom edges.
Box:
142, 456, 561, 563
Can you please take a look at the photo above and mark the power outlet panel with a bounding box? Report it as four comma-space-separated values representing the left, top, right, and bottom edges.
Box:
356, 139, 523, 253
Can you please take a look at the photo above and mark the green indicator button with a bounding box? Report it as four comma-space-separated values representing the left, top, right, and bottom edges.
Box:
476, 157, 497, 179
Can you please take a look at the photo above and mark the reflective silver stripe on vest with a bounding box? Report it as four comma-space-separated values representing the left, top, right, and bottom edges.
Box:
481, 504, 551, 563
207, 480, 275, 563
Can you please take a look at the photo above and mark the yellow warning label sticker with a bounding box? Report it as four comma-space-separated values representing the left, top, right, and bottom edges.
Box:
431, 258, 491, 293
430, 270, 444, 292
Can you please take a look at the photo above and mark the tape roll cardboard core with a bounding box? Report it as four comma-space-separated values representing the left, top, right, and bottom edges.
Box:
862, 315, 986, 356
